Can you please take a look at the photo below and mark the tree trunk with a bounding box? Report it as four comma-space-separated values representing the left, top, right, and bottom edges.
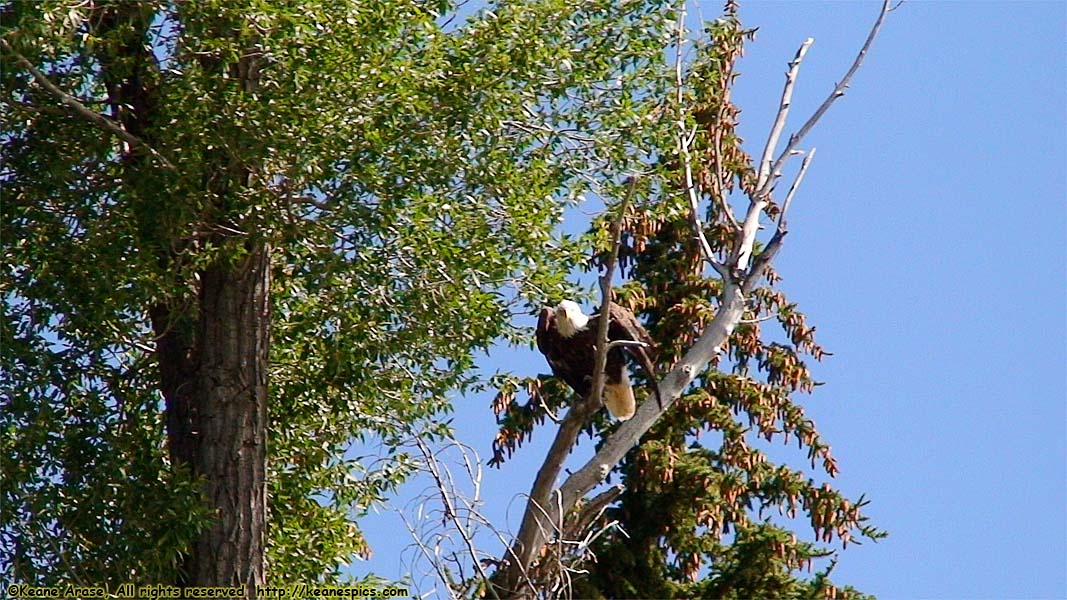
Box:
192, 244, 270, 592
89, 2, 269, 590
152, 244, 270, 594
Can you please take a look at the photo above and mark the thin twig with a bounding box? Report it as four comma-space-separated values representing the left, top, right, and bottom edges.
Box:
2, 39, 176, 171
566, 484, 624, 540
777, 147, 816, 232
413, 435, 500, 600
758, 0, 890, 197
398, 508, 461, 600
709, 48, 740, 232
710, 123, 740, 232
605, 339, 648, 351
537, 393, 564, 424
588, 178, 635, 410
673, 4, 730, 277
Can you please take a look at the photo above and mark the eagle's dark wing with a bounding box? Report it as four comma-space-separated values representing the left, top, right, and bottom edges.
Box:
535, 307, 555, 355
606, 303, 663, 408
536, 307, 593, 398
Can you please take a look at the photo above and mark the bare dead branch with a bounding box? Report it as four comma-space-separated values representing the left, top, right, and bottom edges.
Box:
496, 179, 636, 595
397, 506, 461, 600
588, 178, 635, 409
605, 339, 648, 351
734, 194, 767, 272
757, 38, 814, 191
494, 3, 893, 594
682, 127, 731, 278
566, 484, 624, 541
710, 123, 741, 232
673, 5, 732, 277
777, 147, 816, 232
736, 35, 814, 271
497, 405, 590, 593
743, 229, 786, 295
537, 393, 565, 424
705, 27, 741, 234
553, 277, 747, 522
397, 430, 540, 598
2, 39, 176, 171
757, 0, 891, 197
413, 435, 500, 600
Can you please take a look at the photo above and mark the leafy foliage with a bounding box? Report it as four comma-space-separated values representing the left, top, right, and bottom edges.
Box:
2, 0, 677, 584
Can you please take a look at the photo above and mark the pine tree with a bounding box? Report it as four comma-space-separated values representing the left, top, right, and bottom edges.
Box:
490, 4, 885, 597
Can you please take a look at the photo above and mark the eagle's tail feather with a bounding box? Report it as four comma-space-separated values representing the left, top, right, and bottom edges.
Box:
603, 374, 636, 420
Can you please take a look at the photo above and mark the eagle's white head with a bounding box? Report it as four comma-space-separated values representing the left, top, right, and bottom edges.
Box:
554, 300, 590, 338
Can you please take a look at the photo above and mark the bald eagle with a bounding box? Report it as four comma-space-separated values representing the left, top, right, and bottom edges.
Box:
536, 300, 662, 420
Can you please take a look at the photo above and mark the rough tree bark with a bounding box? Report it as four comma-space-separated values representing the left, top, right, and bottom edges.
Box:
191, 248, 271, 590
152, 249, 271, 593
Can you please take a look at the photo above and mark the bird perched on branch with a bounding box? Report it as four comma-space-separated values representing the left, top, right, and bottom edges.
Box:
536, 300, 661, 420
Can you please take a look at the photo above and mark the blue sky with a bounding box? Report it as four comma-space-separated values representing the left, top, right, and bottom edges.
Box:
351, 2, 1067, 598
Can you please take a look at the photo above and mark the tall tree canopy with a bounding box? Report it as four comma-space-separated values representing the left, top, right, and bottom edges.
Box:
1, 0, 674, 588
2, 0, 886, 596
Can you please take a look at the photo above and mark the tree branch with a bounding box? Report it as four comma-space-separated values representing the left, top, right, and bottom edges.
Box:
589, 181, 633, 408
777, 147, 816, 233
757, 37, 813, 192
494, 3, 893, 593
736, 35, 812, 272
757, 0, 890, 197
564, 484, 624, 542
555, 278, 747, 525
397, 509, 461, 600
1, 38, 176, 171
674, 4, 731, 277
413, 435, 500, 600
495, 178, 635, 595
497, 187, 752, 596
733, 191, 768, 272
743, 229, 786, 295
605, 339, 648, 351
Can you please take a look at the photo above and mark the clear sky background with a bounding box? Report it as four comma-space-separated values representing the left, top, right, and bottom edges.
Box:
350, 2, 1067, 598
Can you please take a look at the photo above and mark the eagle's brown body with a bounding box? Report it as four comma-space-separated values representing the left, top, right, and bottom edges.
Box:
536, 301, 660, 420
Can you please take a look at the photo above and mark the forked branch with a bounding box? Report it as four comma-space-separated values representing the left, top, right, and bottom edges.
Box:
757, 0, 891, 197
674, 3, 731, 277
777, 148, 816, 233
412, 435, 499, 600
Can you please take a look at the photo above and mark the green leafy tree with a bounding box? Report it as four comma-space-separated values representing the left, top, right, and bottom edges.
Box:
488, 3, 888, 598
1, 0, 676, 590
